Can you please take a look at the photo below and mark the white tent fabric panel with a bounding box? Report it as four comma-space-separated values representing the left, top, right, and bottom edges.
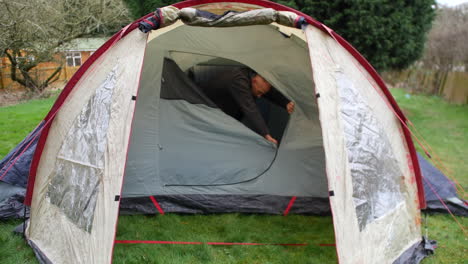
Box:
26, 30, 147, 263
305, 25, 421, 263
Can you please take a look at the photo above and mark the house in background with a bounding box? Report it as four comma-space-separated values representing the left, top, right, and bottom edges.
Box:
0, 38, 108, 90
60, 38, 108, 81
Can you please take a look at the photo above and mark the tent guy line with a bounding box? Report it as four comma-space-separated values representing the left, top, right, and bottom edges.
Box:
422, 176, 467, 236
408, 120, 466, 197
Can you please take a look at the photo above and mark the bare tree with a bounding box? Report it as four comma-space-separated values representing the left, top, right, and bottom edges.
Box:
0, 0, 131, 94
407, 4, 468, 94
420, 4, 468, 94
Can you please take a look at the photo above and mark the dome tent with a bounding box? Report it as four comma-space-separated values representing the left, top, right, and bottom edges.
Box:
8, 0, 431, 263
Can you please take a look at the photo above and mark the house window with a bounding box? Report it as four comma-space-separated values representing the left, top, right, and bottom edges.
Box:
66, 52, 82, 67
14, 55, 35, 68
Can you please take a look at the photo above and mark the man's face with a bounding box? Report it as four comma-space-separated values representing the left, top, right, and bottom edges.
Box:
251, 75, 272, 98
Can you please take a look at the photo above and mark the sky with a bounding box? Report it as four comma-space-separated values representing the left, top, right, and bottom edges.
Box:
437, 0, 468, 6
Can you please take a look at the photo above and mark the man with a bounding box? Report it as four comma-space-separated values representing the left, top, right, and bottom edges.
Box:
200, 67, 295, 145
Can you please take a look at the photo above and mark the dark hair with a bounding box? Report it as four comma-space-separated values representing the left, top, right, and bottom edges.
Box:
247, 68, 258, 79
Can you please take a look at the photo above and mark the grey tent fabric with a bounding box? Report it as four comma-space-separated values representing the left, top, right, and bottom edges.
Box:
0, 123, 41, 219
0, 193, 28, 219
160, 59, 217, 107
0, 181, 28, 219
419, 153, 468, 216
158, 60, 279, 186
0, 121, 43, 187
122, 24, 328, 203
119, 195, 330, 215
392, 239, 436, 264
0, 180, 25, 202
120, 26, 329, 213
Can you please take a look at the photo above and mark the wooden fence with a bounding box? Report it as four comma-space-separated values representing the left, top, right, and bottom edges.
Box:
0, 51, 92, 91
383, 69, 468, 104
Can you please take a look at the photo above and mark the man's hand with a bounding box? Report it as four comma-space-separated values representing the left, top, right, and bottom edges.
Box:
286, 101, 295, 114
264, 134, 278, 145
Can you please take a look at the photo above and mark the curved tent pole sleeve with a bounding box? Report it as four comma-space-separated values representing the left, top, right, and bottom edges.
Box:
283, 196, 297, 216
149, 196, 165, 215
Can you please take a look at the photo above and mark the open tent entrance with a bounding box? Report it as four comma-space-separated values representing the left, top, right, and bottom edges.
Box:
120, 22, 330, 214
114, 21, 334, 259
185, 54, 291, 144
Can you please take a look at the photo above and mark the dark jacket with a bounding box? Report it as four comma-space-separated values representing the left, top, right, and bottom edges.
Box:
200, 68, 289, 136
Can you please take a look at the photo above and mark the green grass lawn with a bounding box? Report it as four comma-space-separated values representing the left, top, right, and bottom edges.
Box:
0, 89, 466, 263
0, 96, 57, 156
114, 214, 335, 264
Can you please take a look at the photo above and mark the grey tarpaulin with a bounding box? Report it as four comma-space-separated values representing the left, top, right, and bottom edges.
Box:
0, 121, 43, 187
392, 239, 436, 264
0, 122, 41, 219
0, 188, 28, 219
419, 153, 468, 216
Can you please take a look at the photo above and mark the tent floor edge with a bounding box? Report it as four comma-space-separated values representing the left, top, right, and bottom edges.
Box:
119, 195, 331, 215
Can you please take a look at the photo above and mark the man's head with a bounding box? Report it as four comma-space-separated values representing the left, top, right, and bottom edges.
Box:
251, 74, 272, 98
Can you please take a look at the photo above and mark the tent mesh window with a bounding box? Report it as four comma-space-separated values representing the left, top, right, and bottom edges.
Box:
47, 66, 118, 232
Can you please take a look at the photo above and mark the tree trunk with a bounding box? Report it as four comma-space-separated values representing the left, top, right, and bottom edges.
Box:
4, 49, 61, 94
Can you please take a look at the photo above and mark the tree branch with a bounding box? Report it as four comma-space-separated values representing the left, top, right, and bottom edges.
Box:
43, 65, 62, 89
4, 49, 27, 87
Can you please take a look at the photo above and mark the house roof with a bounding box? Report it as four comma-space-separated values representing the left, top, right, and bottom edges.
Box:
62, 38, 109, 51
